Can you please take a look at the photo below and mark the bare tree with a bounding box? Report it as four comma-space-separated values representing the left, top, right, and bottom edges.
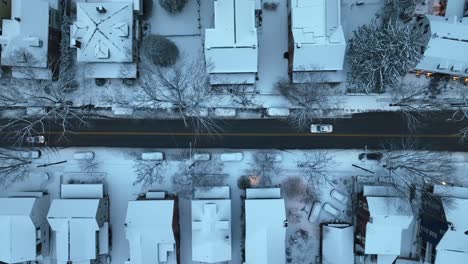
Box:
286, 229, 315, 264
0, 149, 32, 187
133, 160, 167, 187
347, 20, 424, 93
277, 79, 342, 130
214, 84, 260, 108
382, 0, 417, 25
246, 152, 282, 186
378, 139, 456, 203
281, 176, 316, 204
172, 159, 226, 198
297, 152, 334, 187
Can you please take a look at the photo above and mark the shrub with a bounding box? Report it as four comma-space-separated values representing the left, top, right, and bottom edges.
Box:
142, 34, 179, 67
159, 0, 188, 14
237, 175, 251, 190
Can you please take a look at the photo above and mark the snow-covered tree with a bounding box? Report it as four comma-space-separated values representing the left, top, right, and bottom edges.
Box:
0, 149, 32, 187
281, 176, 315, 204
142, 35, 179, 67
382, 0, 417, 24
347, 21, 424, 93
133, 159, 167, 187
245, 152, 282, 186
296, 152, 334, 187
277, 79, 342, 130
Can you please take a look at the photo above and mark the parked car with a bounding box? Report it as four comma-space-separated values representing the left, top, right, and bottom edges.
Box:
358, 152, 383, 161
323, 203, 340, 217
141, 152, 164, 161
330, 189, 348, 204
26, 135, 46, 144
19, 150, 41, 159
193, 153, 211, 161
310, 124, 333, 133
308, 201, 322, 222
73, 152, 95, 160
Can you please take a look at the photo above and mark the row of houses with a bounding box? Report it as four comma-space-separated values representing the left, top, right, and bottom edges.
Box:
0, 185, 288, 264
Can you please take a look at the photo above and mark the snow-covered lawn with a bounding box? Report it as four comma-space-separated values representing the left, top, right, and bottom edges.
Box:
2, 147, 467, 264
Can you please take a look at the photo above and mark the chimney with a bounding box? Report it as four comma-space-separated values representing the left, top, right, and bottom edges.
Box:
14, 17, 21, 22
96, 5, 106, 13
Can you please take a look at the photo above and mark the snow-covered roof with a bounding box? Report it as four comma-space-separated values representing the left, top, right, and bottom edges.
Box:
432, 185, 468, 264
322, 223, 354, 264
125, 200, 176, 264
192, 199, 232, 262
71, 1, 136, 78
245, 197, 286, 264
204, 0, 258, 75
364, 193, 414, 260
0, 197, 37, 263
289, 0, 346, 71
78, 0, 142, 13
415, 15, 468, 77
47, 199, 101, 263
0, 0, 50, 71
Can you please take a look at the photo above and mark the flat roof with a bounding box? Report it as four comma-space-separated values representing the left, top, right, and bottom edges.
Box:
191, 199, 232, 262
0, 0, 50, 69
245, 198, 286, 264
125, 200, 176, 264
322, 223, 354, 264
204, 0, 258, 75
290, 0, 346, 71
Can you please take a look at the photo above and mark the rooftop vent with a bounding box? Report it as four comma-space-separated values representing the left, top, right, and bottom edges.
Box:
96, 5, 107, 14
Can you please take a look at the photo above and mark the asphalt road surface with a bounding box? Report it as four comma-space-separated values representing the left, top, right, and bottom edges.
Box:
2, 112, 465, 151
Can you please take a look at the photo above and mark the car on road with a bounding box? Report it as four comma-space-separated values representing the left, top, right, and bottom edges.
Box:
323, 203, 340, 217
19, 150, 41, 159
26, 135, 46, 144
330, 189, 348, 204
359, 152, 383, 161
310, 124, 333, 133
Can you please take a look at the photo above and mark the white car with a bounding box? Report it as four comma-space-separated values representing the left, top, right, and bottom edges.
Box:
330, 189, 348, 204
73, 152, 95, 160
323, 203, 340, 217
310, 124, 333, 133
26, 135, 46, 144
19, 150, 41, 159
308, 202, 322, 222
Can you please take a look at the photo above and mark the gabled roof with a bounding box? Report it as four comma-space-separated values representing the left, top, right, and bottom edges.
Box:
0, 198, 37, 263
433, 185, 468, 264
47, 199, 100, 263
191, 199, 231, 262
290, 0, 346, 71
204, 0, 258, 74
0, 0, 50, 69
245, 197, 286, 264
322, 223, 354, 264
125, 200, 176, 264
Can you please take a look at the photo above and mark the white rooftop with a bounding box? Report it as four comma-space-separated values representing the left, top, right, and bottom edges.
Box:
245, 197, 286, 264
322, 223, 354, 264
125, 200, 176, 264
364, 192, 414, 261
0, 197, 37, 263
204, 0, 258, 75
290, 0, 346, 71
0, 0, 50, 74
415, 15, 468, 77
47, 199, 101, 263
433, 185, 468, 264
192, 199, 231, 263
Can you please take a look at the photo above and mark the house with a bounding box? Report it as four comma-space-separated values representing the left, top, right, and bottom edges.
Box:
420, 185, 468, 264
415, 15, 468, 78
204, 0, 259, 85
70, 1, 138, 79
191, 186, 231, 263
47, 184, 110, 264
125, 191, 180, 264
288, 0, 346, 83
244, 188, 286, 264
0, 192, 50, 264
355, 185, 417, 264
0, 0, 60, 79
321, 223, 354, 264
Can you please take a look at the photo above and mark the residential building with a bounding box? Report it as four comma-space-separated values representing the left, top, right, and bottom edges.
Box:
0, 192, 50, 264
125, 191, 180, 264
321, 223, 354, 264
191, 186, 231, 263
0, 0, 60, 79
355, 185, 417, 264
70, 0, 138, 79
204, 0, 259, 85
288, 0, 346, 83
415, 15, 468, 78
47, 184, 110, 264
420, 185, 468, 264
244, 188, 287, 264
0, 0, 11, 22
